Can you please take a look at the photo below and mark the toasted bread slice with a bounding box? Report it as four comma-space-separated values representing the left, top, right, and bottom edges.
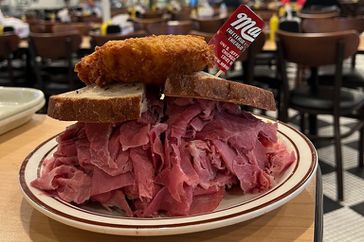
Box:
164, 72, 276, 111
48, 83, 146, 123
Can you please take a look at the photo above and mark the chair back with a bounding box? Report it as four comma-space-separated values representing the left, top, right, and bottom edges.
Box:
29, 21, 57, 33
255, 9, 275, 22
167, 20, 193, 34
170, 7, 192, 21
189, 30, 214, 42
111, 8, 129, 17
297, 9, 339, 19
133, 18, 166, 31
29, 31, 81, 59
78, 15, 102, 23
302, 17, 364, 34
192, 16, 226, 33
139, 11, 164, 19
276, 30, 359, 67
146, 20, 193, 35
239, 32, 266, 62
0, 34, 20, 58
145, 22, 168, 35
53, 23, 92, 35
90, 31, 147, 47
239, 32, 266, 83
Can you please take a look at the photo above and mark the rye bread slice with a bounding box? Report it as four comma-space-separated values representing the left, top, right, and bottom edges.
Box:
164, 71, 276, 111
47, 83, 146, 123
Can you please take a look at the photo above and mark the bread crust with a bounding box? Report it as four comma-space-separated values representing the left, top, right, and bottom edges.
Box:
164, 72, 276, 111
48, 95, 142, 123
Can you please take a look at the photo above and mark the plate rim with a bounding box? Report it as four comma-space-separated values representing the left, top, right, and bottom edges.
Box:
19, 118, 317, 235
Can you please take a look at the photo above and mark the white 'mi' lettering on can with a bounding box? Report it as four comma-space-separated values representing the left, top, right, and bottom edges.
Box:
230, 13, 261, 42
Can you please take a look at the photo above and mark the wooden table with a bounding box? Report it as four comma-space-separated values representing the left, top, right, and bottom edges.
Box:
0, 114, 317, 242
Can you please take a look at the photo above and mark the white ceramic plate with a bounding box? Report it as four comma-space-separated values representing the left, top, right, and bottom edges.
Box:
19, 118, 317, 236
0, 87, 45, 135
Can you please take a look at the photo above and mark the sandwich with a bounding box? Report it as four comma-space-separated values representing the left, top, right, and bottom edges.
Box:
31, 35, 295, 217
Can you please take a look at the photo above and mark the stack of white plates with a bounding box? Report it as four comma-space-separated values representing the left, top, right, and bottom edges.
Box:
0, 86, 45, 135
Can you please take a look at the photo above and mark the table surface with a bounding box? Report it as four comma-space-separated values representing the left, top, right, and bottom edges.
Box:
0, 114, 316, 242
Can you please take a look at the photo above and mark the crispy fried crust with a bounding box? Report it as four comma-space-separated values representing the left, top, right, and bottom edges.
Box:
75, 35, 214, 86
164, 72, 276, 111
48, 94, 142, 123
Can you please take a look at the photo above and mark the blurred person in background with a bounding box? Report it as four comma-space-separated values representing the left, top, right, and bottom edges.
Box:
81, 0, 102, 17
57, 0, 71, 23
0, 0, 29, 37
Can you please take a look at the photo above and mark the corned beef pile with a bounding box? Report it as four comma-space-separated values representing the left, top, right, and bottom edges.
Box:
31, 97, 295, 217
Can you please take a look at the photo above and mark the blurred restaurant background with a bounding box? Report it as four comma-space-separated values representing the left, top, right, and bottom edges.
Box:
1, 0, 364, 241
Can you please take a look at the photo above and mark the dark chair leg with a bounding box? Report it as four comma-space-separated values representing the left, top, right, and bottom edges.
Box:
309, 114, 318, 136
359, 126, 364, 168
351, 54, 356, 69
299, 112, 306, 133
7, 57, 14, 86
333, 116, 344, 201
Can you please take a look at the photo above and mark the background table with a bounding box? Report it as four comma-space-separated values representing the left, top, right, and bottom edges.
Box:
0, 115, 316, 242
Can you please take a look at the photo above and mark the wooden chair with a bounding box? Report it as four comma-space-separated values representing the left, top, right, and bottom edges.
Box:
189, 30, 214, 42
239, 33, 267, 84
139, 11, 164, 19
298, 9, 340, 19
145, 21, 193, 35
90, 31, 147, 48
111, 7, 129, 17
302, 17, 364, 33
191, 16, 226, 33
277, 29, 364, 201
29, 21, 58, 33
77, 15, 102, 23
29, 31, 82, 96
170, 7, 192, 21
132, 18, 166, 32
255, 9, 276, 23
52, 23, 93, 36
0, 34, 21, 86
302, 17, 364, 69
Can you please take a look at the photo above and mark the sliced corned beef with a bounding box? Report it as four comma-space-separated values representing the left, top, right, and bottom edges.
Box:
32, 97, 295, 217
56, 122, 84, 142
92, 190, 133, 217
86, 123, 117, 173
156, 143, 198, 202
188, 140, 217, 189
130, 147, 156, 200
75, 129, 92, 171
148, 123, 168, 172
119, 122, 150, 151
56, 169, 91, 204
31, 163, 91, 204
91, 168, 134, 196
189, 188, 225, 215
267, 142, 296, 177
142, 186, 193, 217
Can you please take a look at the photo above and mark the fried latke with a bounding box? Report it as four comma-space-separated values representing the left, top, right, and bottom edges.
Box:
75, 35, 214, 86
